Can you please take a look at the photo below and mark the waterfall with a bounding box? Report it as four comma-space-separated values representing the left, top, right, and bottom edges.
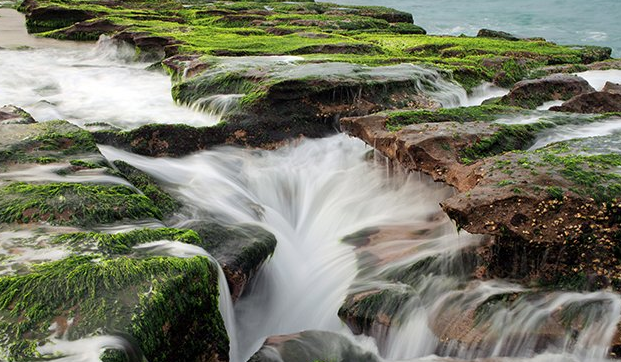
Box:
102, 134, 621, 362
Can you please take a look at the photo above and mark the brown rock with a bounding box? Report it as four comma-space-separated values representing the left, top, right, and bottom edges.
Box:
499, 74, 595, 109
550, 91, 621, 113
603, 81, 621, 94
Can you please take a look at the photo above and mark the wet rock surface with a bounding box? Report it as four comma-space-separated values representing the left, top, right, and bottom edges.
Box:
0, 108, 269, 362
342, 107, 621, 289
248, 330, 381, 362
499, 74, 595, 109
550, 91, 621, 113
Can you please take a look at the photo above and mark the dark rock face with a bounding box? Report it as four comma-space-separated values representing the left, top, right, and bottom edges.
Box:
477, 28, 519, 41
248, 331, 381, 362
182, 222, 277, 301
550, 91, 621, 113
19, 0, 97, 33
499, 74, 595, 109
56, 18, 127, 40
113, 31, 182, 61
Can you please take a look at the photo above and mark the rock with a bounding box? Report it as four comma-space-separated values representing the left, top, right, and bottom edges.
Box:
288, 43, 383, 55
550, 91, 621, 113
0, 242, 228, 362
113, 160, 182, 216
23, 5, 97, 33
343, 106, 621, 289
182, 222, 277, 301
340, 106, 530, 191
0, 105, 35, 125
248, 331, 381, 362
113, 31, 182, 61
499, 74, 595, 109
603, 81, 621, 94
1, 119, 99, 167
92, 123, 227, 157
0, 118, 229, 362
477, 28, 520, 41
51, 18, 127, 40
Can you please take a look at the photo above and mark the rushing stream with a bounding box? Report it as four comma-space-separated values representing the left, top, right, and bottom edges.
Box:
2, 6, 621, 362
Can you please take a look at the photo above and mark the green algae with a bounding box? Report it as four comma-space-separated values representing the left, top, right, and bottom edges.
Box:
0, 182, 163, 226
385, 105, 521, 131
113, 160, 181, 215
55, 227, 201, 254
20, 0, 608, 92
0, 255, 228, 362
0, 120, 99, 166
460, 122, 552, 164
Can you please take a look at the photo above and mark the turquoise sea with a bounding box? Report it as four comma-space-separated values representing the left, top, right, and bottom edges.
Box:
328, 0, 621, 57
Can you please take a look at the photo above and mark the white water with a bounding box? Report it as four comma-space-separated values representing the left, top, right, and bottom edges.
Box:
101, 134, 621, 362
0, 10, 217, 129
576, 70, 621, 91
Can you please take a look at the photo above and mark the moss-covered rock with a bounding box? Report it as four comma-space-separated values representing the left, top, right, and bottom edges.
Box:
499, 74, 595, 109
0, 105, 35, 125
113, 160, 181, 215
0, 182, 163, 226
0, 254, 228, 362
184, 222, 277, 301
0, 119, 99, 168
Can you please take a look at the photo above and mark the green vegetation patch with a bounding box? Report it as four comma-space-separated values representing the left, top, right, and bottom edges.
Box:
0, 182, 163, 226
385, 105, 521, 131
113, 160, 181, 215
0, 120, 99, 166
55, 227, 201, 254
21, 0, 610, 91
536, 145, 621, 201
460, 122, 552, 164
0, 255, 228, 362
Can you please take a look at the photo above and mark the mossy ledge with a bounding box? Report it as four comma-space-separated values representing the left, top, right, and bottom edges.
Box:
17, 0, 613, 144
0, 182, 163, 226
0, 255, 228, 362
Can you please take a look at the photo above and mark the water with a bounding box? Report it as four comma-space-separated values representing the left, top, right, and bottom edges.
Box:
100, 135, 458, 361
101, 133, 621, 362
324, 0, 621, 57
0, 10, 217, 129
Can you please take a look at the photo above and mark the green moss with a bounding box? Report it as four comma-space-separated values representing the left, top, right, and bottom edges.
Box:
113, 160, 181, 215
0, 255, 228, 361
385, 105, 521, 132
55, 228, 201, 254
546, 186, 564, 200
69, 159, 105, 169
0, 182, 163, 226
20, 0, 605, 92
0, 120, 99, 166
460, 122, 552, 163
536, 149, 621, 201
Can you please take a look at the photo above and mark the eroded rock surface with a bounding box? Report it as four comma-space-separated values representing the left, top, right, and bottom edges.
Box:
499, 74, 595, 109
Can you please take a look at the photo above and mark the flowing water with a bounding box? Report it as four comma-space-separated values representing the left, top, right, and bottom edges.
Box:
0, 9, 217, 129
2, 5, 621, 362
